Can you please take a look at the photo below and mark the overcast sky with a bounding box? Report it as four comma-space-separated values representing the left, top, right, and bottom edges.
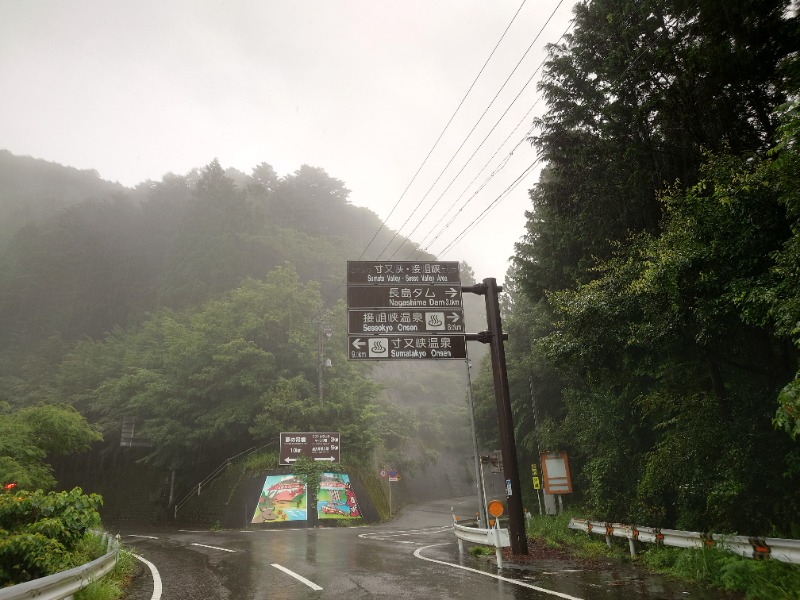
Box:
1, 0, 575, 281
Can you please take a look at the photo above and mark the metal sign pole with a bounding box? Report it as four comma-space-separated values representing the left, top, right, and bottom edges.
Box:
482, 278, 528, 555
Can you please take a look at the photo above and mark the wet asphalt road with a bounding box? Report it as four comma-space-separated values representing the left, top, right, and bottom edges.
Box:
120, 497, 733, 599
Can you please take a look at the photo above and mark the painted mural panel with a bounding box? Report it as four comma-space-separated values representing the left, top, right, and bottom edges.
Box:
251, 475, 307, 523
317, 473, 361, 519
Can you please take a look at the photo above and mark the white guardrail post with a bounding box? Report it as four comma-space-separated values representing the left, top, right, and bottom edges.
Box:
0, 532, 120, 600
568, 519, 800, 564
452, 513, 511, 570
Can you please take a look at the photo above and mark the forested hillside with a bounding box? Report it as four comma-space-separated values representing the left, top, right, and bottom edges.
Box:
475, 0, 800, 535
0, 154, 473, 492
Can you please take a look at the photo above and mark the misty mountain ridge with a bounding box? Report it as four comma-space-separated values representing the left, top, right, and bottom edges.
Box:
0, 149, 441, 349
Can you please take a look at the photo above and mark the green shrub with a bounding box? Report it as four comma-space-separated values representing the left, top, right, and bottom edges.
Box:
0, 487, 102, 586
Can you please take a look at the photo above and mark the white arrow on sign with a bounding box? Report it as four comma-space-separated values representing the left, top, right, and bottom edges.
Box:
445, 288, 459, 298
282, 457, 297, 463
314, 456, 336, 462
352, 338, 365, 350
447, 312, 461, 323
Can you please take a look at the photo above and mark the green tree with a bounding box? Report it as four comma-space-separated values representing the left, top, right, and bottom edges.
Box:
0, 404, 102, 490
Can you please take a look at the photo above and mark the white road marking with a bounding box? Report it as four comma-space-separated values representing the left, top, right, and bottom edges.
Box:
271, 563, 323, 591
414, 543, 586, 600
358, 526, 451, 541
127, 534, 159, 539
133, 553, 163, 600
190, 542, 237, 553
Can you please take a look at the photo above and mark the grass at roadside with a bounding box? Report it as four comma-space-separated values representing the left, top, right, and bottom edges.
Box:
74, 546, 137, 600
525, 511, 800, 600
640, 546, 800, 600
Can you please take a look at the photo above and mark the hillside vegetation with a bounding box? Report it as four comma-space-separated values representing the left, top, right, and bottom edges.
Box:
467, 0, 800, 536
0, 155, 473, 493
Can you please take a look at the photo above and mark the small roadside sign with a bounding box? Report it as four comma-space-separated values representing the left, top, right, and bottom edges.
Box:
388, 468, 399, 482
487, 500, 504, 517
540, 451, 573, 494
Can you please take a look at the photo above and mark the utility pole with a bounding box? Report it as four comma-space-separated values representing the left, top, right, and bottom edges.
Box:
463, 278, 528, 556
314, 313, 332, 404
465, 353, 489, 529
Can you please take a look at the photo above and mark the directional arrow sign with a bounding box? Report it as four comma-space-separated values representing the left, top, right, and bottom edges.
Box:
280, 432, 341, 465
347, 285, 462, 310
348, 309, 465, 335
348, 334, 467, 360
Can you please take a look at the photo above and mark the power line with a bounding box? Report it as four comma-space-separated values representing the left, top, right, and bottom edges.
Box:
349, 0, 529, 267
374, 0, 567, 261
423, 2, 696, 264
398, 19, 575, 260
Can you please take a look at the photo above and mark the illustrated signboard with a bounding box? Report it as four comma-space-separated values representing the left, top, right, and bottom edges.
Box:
251, 473, 362, 523
317, 473, 361, 519
251, 475, 308, 523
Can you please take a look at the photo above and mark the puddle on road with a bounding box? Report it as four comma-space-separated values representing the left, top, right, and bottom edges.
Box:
454, 552, 739, 599
491, 560, 739, 599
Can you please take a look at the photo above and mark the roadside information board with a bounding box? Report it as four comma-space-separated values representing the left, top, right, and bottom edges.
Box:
279, 432, 340, 465
346, 261, 466, 361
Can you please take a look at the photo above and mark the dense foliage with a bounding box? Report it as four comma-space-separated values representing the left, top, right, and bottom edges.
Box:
0, 487, 102, 586
0, 153, 470, 492
0, 404, 101, 490
493, 0, 800, 535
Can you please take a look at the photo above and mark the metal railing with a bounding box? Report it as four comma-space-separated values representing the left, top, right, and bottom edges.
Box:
0, 531, 120, 600
173, 444, 262, 518
569, 519, 800, 564
452, 515, 511, 568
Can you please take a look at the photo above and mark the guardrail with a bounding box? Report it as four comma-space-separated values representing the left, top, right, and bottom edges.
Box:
569, 519, 800, 564
452, 515, 510, 568
0, 531, 120, 600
